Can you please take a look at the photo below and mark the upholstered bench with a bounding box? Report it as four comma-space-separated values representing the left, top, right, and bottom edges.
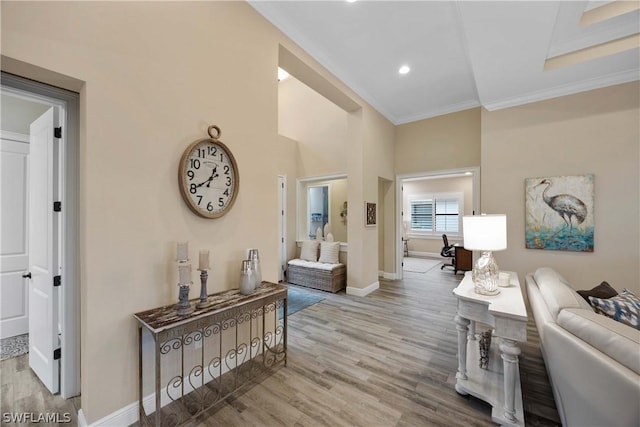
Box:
287, 259, 346, 293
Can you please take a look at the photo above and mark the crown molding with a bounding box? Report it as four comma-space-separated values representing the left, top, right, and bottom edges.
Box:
548, 12, 640, 58
396, 100, 481, 125
483, 68, 639, 111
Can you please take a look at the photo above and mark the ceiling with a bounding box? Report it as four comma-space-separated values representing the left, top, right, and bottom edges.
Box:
250, 1, 640, 125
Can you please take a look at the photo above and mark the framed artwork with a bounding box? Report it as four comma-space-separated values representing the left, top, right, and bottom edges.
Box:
525, 174, 594, 252
365, 202, 377, 227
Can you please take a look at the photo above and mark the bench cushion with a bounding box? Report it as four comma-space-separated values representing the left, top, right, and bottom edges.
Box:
288, 259, 343, 271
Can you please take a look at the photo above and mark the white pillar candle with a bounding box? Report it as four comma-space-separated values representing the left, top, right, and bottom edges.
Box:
178, 263, 191, 285
199, 250, 210, 270
177, 241, 188, 261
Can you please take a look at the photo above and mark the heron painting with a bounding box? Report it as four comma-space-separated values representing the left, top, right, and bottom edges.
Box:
525, 174, 594, 252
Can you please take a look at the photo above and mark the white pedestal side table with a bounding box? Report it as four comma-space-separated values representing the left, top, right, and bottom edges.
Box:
453, 271, 528, 427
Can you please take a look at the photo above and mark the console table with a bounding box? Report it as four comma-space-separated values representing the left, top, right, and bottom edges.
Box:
134, 282, 287, 426
453, 272, 527, 427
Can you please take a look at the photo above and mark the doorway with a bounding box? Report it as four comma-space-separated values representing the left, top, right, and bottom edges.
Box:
395, 167, 479, 280
0, 72, 80, 399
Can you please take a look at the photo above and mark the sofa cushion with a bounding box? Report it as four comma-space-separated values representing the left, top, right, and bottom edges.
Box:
558, 308, 640, 374
589, 289, 640, 330
577, 281, 618, 303
533, 267, 591, 320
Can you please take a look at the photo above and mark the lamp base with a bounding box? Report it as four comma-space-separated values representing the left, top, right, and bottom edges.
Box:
472, 251, 500, 296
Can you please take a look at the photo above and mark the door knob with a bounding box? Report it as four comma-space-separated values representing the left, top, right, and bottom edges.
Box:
22, 272, 32, 279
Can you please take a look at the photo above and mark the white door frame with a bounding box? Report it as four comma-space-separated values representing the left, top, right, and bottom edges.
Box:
1, 73, 80, 399
395, 167, 480, 280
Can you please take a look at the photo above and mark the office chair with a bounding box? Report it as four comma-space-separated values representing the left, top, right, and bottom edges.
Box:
440, 234, 455, 270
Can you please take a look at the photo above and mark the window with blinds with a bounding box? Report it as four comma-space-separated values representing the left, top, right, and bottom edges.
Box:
410, 199, 433, 230
435, 198, 459, 233
408, 193, 462, 235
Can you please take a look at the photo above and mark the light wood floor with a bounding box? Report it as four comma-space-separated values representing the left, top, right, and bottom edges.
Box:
0, 265, 560, 427
189, 265, 560, 426
0, 352, 81, 425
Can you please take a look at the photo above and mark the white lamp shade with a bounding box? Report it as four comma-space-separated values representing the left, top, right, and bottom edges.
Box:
463, 214, 507, 251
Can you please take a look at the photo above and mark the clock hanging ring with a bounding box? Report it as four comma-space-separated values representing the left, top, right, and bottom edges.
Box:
178, 125, 240, 218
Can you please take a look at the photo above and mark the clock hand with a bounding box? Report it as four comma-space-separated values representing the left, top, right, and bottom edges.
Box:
194, 166, 219, 188
206, 166, 219, 188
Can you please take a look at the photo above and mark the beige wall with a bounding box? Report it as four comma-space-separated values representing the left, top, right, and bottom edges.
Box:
402, 175, 473, 255
278, 77, 348, 177
395, 107, 481, 175
482, 81, 639, 294
1, 1, 393, 422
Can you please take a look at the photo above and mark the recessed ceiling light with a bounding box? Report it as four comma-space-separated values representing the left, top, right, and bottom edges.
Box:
398, 65, 411, 75
346, 0, 357, 3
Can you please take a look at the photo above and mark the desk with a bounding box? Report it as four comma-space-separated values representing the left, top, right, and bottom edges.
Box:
453, 272, 527, 427
454, 246, 472, 274
134, 282, 287, 426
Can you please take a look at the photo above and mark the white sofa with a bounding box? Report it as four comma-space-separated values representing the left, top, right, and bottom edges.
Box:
526, 267, 640, 427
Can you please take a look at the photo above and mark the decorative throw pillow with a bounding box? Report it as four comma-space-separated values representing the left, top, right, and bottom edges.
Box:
577, 281, 618, 303
300, 240, 319, 262
326, 232, 334, 242
318, 241, 340, 264
589, 289, 640, 330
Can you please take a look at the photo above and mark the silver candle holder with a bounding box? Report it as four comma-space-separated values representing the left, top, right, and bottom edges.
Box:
175, 255, 194, 316
196, 269, 212, 309
176, 282, 194, 316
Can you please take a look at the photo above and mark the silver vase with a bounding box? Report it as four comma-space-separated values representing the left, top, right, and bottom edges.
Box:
240, 259, 255, 295
248, 249, 262, 290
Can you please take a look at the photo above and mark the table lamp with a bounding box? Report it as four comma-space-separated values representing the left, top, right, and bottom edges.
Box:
462, 214, 507, 295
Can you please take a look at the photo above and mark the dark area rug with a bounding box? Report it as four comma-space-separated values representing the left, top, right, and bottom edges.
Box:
0, 333, 29, 361
280, 285, 326, 318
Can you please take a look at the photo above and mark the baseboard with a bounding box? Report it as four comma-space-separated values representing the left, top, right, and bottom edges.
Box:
77, 409, 87, 427
77, 402, 139, 427
377, 271, 396, 280
346, 281, 379, 297
383, 271, 397, 280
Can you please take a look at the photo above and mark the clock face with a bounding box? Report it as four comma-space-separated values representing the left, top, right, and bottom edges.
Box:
178, 138, 239, 218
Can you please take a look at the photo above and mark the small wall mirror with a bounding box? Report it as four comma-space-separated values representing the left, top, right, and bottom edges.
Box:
308, 185, 329, 239
297, 175, 348, 242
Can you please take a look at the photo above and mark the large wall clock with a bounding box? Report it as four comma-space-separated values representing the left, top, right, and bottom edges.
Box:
178, 125, 239, 218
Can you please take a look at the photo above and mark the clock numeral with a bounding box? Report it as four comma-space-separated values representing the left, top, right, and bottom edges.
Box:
187, 170, 195, 181
190, 158, 201, 169
223, 165, 230, 175
223, 188, 229, 197
220, 153, 224, 162
208, 146, 217, 157
218, 198, 224, 207
196, 148, 206, 159
207, 202, 214, 212
196, 195, 203, 205
226, 176, 232, 187
190, 183, 197, 194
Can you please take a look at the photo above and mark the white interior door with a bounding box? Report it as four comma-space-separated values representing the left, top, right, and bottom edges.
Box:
27, 107, 60, 394
0, 136, 30, 339
278, 176, 287, 282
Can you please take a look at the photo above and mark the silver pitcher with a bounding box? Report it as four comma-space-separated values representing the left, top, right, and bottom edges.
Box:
248, 248, 262, 290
